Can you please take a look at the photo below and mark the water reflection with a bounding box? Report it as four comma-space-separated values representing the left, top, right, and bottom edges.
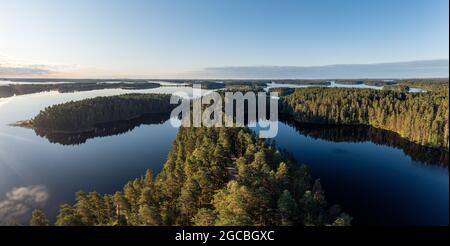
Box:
0, 185, 49, 225
31, 111, 449, 167
32, 113, 171, 145
281, 116, 449, 167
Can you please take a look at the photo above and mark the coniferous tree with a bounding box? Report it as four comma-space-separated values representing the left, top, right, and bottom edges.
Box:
277, 190, 298, 226
139, 205, 162, 226
52, 127, 350, 226
30, 209, 49, 226
282, 87, 449, 149
55, 204, 83, 226
213, 181, 254, 226
193, 208, 217, 226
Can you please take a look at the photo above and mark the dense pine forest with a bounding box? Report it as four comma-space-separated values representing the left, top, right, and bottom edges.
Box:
30, 127, 351, 226
395, 79, 449, 92
280, 87, 449, 150
23, 94, 176, 133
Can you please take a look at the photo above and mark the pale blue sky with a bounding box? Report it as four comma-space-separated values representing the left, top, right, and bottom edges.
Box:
0, 0, 448, 78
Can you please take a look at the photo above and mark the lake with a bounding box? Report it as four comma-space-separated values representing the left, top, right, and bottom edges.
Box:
0, 85, 447, 225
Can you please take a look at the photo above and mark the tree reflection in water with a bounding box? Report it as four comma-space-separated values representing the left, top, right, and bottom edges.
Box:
31, 112, 448, 167
32, 113, 170, 145
281, 116, 448, 167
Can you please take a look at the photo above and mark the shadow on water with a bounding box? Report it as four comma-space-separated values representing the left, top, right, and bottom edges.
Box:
33, 112, 448, 167
280, 116, 448, 167
18, 111, 448, 225
32, 113, 171, 145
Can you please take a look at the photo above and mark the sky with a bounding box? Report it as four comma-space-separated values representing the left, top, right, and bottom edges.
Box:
0, 0, 448, 78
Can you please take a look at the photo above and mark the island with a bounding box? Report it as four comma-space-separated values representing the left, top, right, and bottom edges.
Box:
15, 93, 176, 134
0, 80, 160, 98
280, 86, 449, 150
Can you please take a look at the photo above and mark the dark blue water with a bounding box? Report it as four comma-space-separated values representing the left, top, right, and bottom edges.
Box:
270, 120, 448, 225
0, 90, 448, 225
0, 89, 181, 225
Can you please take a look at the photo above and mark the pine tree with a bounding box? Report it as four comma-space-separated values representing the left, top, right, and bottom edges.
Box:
178, 177, 200, 225
51, 126, 352, 226
193, 208, 217, 226
277, 190, 298, 226
30, 209, 49, 226
312, 179, 327, 207
55, 204, 83, 226
74, 191, 96, 225
213, 181, 253, 226
139, 205, 162, 225
113, 191, 130, 225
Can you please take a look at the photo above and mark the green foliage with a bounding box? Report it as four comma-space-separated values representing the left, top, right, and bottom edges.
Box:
31, 94, 175, 132
383, 84, 410, 92
193, 208, 217, 226
395, 79, 449, 92
53, 127, 349, 226
29, 209, 49, 226
272, 80, 330, 86
212, 181, 254, 226
55, 204, 84, 226
224, 85, 265, 93
138, 205, 162, 226
282, 88, 449, 149
277, 190, 298, 226
0, 82, 159, 99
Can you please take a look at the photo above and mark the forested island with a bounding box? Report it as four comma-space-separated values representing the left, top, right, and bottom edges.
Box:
30, 113, 171, 145
280, 87, 449, 150
0, 82, 160, 98
2, 78, 446, 99
30, 127, 351, 226
17, 94, 176, 133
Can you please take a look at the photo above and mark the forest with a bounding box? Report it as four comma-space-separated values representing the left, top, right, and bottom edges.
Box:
0, 82, 160, 98
20, 82, 449, 149
30, 127, 351, 226
24, 94, 175, 133
280, 87, 449, 150
394, 79, 449, 92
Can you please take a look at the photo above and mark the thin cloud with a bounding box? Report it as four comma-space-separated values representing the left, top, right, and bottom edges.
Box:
0, 65, 51, 76
187, 59, 449, 79
0, 57, 89, 77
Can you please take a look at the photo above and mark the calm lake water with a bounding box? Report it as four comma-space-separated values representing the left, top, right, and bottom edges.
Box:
0, 85, 447, 225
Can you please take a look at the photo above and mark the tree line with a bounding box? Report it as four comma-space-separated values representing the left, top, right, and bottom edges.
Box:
28, 94, 175, 133
280, 88, 449, 150
0, 82, 160, 98
33, 113, 170, 145
31, 127, 351, 226
282, 117, 448, 167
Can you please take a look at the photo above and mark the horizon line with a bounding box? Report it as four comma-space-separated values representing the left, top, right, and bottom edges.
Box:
0, 59, 448, 80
